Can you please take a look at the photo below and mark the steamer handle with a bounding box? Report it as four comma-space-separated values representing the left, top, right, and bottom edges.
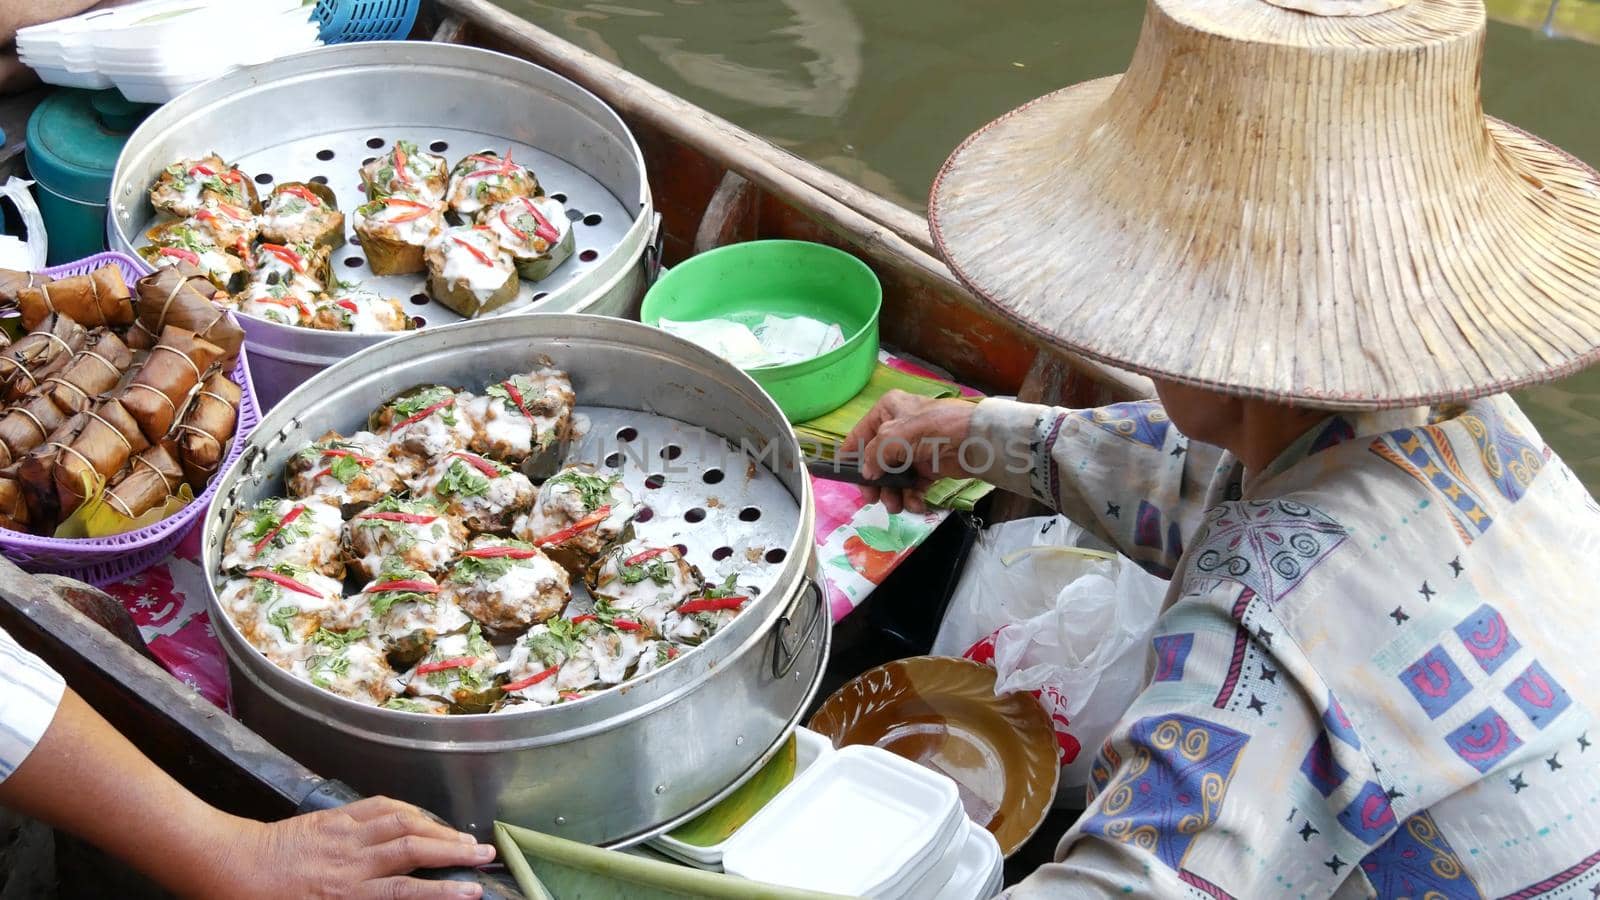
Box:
773, 578, 825, 679
294, 779, 525, 900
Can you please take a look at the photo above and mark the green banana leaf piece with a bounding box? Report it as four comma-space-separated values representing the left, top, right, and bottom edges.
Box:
494, 822, 856, 899
668, 735, 798, 847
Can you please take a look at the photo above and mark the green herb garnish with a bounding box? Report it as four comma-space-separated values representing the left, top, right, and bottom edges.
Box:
548, 470, 619, 512
382, 698, 432, 712
436, 459, 490, 498
266, 604, 299, 642
619, 556, 674, 587
328, 454, 363, 485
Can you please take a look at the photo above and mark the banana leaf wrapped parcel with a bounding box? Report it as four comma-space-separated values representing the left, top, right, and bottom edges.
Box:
14, 266, 133, 331
130, 263, 243, 362
0, 314, 88, 401
119, 326, 226, 443
41, 329, 133, 414
176, 371, 241, 490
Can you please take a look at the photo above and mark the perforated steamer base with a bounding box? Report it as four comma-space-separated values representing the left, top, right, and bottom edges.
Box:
134, 127, 636, 328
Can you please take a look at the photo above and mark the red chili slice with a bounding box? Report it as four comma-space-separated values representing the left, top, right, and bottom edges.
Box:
498, 207, 528, 241
244, 568, 323, 598
250, 504, 305, 556
675, 596, 749, 615
279, 185, 321, 205
450, 236, 495, 267
259, 243, 306, 273
394, 397, 454, 430
393, 144, 408, 174
570, 614, 639, 631
188, 163, 216, 177
570, 614, 596, 624
219, 168, 243, 184
498, 379, 536, 422
536, 506, 611, 546
503, 665, 559, 692
415, 656, 474, 675
252, 293, 312, 318
624, 547, 674, 566
460, 546, 539, 560
449, 451, 502, 478
335, 299, 360, 315
359, 510, 438, 525
559, 691, 585, 702
159, 247, 201, 266
366, 579, 439, 594
521, 198, 560, 245
194, 208, 217, 223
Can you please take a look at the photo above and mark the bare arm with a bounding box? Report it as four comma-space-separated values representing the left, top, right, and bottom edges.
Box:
0, 689, 494, 899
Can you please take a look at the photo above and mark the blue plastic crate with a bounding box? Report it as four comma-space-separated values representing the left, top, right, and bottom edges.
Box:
311, 0, 420, 43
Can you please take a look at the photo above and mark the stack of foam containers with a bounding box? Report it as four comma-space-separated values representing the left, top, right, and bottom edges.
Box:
714, 742, 1006, 899
17, 0, 322, 104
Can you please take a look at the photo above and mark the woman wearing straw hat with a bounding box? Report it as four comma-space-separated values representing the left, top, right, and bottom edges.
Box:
844, 0, 1600, 894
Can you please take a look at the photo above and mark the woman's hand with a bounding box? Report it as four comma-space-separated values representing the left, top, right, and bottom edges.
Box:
840, 390, 979, 514
201, 796, 496, 900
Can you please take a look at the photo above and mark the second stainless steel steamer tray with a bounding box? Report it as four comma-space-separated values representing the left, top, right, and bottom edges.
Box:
201, 315, 827, 846
108, 42, 657, 406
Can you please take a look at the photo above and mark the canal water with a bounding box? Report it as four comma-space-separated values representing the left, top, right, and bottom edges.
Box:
499, 0, 1600, 488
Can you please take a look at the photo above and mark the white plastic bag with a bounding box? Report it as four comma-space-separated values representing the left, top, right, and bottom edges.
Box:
0, 179, 47, 270
936, 515, 1168, 798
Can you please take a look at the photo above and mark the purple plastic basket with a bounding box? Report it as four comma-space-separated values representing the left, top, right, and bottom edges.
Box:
0, 251, 261, 586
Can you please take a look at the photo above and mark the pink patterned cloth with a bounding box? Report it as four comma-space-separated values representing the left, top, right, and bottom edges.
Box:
98, 352, 978, 708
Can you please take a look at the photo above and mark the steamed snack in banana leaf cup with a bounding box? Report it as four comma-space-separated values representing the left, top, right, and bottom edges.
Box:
512, 465, 638, 576
409, 450, 535, 534
570, 603, 655, 686
295, 628, 396, 706
371, 384, 475, 462
286, 431, 407, 508
444, 536, 570, 635
466, 368, 573, 480
176, 371, 241, 490
587, 544, 700, 623
229, 277, 316, 327
357, 559, 471, 669
51, 397, 148, 519
0, 314, 87, 401
102, 442, 184, 520
343, 494, 469, 579
139, 226, 246, 293
481, 196, 574, 282
633, 639, 683, 678
40, 329, 133, 414
148, 200, 259, 257
149, 155, 260, 218
361, 140, 449, 202
664, 574, 753, 646
14, 266, 133, 331
221, 496, 346, 578
130, 263, 242, 361
401, 621, 502, 713
309, 284, 412, 333
218, 564, 358, 669
424, 225, 519, 318
498, 616, 601, 707
247, 241, 331, 291
260, 182, 344, 250
119, 325, 226, 443
446, 150, 540, 221
353, 192, 445, 276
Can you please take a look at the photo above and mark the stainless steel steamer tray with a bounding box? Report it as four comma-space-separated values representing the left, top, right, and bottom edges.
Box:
201, 315, 828, 846
108, 43, 657, 402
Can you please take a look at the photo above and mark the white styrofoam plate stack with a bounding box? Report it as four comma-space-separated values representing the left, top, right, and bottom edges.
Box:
720, 743, 1006, 899
18, 0, 322, 104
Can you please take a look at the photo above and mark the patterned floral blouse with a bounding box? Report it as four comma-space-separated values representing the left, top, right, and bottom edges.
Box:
968, 394, 1600, 899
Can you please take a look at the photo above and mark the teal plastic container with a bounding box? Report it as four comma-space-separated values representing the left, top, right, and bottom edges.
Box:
25, 90, 151, 265
640, 240, 882, 423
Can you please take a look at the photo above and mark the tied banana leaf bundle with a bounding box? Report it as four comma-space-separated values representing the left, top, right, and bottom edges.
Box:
16, 412, 85, 528
52, 398, 149, 519
131, 264, 243, 364
0, 390, 69, 468
0, 315, 88, 402
15, 266, 134, 332
175, 371, 241, 490
0, 473, 27, 531
40, 329, 134, 415
0, 270, 50, 335
119, 326, 225, 443
103, 442, 184, 520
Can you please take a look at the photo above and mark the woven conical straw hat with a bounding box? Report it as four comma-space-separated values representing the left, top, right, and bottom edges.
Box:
929, 0, 1600, 409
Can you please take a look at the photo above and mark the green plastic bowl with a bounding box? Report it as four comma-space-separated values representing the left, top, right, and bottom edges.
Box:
641, 240, 881, 423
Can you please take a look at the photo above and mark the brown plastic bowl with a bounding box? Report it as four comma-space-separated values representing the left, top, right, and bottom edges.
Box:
808, 656, 1059, 857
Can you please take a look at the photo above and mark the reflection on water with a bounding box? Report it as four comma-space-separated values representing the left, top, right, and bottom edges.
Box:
496, 0, 1600, 490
